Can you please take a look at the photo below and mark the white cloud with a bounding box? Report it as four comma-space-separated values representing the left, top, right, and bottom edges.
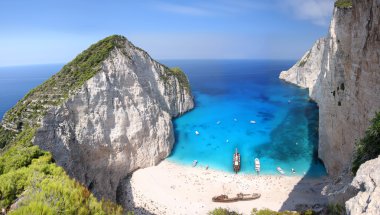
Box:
279, 0, 334, 26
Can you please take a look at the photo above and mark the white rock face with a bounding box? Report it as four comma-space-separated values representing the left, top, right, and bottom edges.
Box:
279, 38, 326, 101
346, 156, 380, 215
279, 0, 380, 176
34, 39, 194, 201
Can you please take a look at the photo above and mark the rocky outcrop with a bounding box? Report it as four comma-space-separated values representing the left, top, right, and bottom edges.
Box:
279, 38, 326, 101
33, 37, 194, 201
346, 156, 380, 215
279, 0, 380, 176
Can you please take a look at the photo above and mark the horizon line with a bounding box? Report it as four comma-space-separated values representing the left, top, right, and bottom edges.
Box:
0, 58, 297, 68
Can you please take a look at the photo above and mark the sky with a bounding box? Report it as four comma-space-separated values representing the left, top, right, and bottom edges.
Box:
0, 0, 334, 66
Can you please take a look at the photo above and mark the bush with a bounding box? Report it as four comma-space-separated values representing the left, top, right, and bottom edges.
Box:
251, 208, 299, 215
334, 0, 352, 8
352, 112, 380, 174
209, 208, 241, 215
327, 203, 345, 215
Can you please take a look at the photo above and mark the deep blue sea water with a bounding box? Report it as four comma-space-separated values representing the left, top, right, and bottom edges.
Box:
0, 60, 326, 177
0, 64, 62, 120
162, 60, 326, 177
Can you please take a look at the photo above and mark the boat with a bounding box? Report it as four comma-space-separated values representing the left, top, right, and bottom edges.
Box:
291, 168, 296, 174
254, 158, 260, 175
195, 130, 200, 135
192, 160, 198, 167
250, 120, 256, 124
233, 148, 241, 173
212, 193, 261, 203
277, 167, 285, 175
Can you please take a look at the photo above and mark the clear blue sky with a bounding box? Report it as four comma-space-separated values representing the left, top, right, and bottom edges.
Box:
0, 0, 334, 66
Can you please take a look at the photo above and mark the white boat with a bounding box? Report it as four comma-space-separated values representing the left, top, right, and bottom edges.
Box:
250, 120, 256, 124
192, 160, 198, 167
277, 167, 285, 175
254, 158, 260, 175
195, 130, 200, 135
216, 121, 221, 125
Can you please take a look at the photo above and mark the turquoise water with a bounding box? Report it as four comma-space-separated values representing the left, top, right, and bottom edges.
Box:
0, 61, 326, 177
162, 60, 326, 177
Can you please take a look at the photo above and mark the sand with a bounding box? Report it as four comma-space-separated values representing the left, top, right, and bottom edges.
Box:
124, 160, 329, 215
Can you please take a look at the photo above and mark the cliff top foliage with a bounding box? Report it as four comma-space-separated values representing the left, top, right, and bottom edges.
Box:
162, 67, 191, 92
0, 127, 123, 214
335, 0, 352, 8
1, 34, 190, 146
0, 34, 191, 213
352, 112, 380, 174
1, 35, 126, 135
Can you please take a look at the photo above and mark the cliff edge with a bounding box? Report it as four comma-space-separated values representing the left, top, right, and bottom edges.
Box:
279, 0, 380, 176
0, 35, 194, 202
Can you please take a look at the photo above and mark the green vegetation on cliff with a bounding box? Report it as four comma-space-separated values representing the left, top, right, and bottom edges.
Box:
0, 35, 131, 213
0, 34, 192, 213
1, 35, 127, 135
352, 112, 380, 174
335, 0, 352, 8
0, 127, 122, 214
162, 67, 190, 92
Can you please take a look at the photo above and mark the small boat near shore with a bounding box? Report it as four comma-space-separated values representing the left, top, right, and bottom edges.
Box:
212, 193, 261, 203
233, 148, 240, 174
277, 166, 285, 175
192, 160, 198, 167
254, 158, 260, 175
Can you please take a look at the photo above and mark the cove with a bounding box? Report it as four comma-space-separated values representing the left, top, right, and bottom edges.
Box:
162, 60, 326, 177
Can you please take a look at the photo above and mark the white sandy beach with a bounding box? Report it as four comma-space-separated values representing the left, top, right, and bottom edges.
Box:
125, 160, 329, 215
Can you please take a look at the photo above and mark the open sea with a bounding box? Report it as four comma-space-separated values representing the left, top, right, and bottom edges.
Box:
0, 60, 326, 177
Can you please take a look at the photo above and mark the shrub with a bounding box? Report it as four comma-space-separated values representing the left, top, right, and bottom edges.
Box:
327, 203, 345, 215
334, 0, 352, 8
251, 208, 299, 215
209, 208, 241, 215
352, 112, 380, 174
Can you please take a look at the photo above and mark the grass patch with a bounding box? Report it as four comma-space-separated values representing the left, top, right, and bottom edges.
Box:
335, 0, 352, 8
352, 112, 380, 174
1, 35, 127, 134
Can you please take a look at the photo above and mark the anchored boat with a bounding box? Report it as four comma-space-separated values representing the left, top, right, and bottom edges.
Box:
254, 158, 260, 175
277, 166, 285, 175
233, 148, 241, 174
212, 193, 261, 203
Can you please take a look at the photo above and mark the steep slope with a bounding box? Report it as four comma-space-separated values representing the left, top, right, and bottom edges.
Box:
279, 38, 326, 101
0, 35, 194, 209
279, 0, 380, 176
33, 35, 194, 201
345, 156, 380, 215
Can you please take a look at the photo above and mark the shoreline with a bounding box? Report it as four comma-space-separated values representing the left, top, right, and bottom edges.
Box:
124, 160, 329, 215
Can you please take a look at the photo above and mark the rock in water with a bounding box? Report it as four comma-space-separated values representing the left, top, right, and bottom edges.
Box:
33, 35, 194, 201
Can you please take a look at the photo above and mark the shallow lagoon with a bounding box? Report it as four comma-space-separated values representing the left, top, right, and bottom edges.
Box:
162, 60, 326, 177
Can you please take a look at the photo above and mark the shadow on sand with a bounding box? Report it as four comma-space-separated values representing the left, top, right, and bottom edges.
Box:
117, 175, 155, 215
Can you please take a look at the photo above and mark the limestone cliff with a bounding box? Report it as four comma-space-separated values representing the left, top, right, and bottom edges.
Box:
2, 35, 194, 201
346, 156, 380, 215
279, 0, 380, 176
279, 38, 326, 101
